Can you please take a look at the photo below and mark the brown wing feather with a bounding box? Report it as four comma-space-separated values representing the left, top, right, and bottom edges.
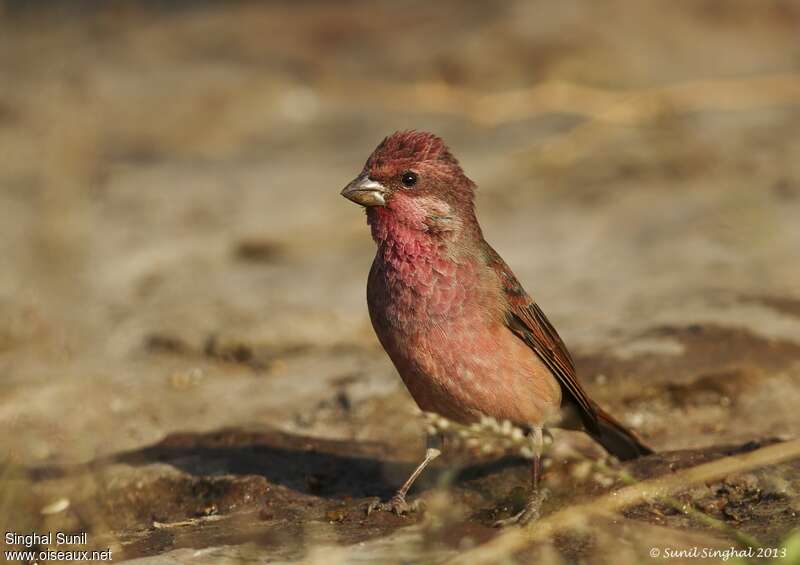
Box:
484, 244, 600, 434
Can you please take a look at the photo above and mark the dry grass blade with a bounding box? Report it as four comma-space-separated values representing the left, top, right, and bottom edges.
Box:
448, 438, 800, 565
329, 73, 800, 126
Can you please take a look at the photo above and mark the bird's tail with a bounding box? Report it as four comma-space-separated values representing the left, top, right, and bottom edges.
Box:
589, 404, 653, 461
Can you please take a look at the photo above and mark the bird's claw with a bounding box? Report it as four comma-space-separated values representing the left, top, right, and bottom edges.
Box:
493, 488, 550, 528
366, 493, 422, 517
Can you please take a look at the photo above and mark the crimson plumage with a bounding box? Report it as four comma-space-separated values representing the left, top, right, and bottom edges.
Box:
342, 130, 651, 524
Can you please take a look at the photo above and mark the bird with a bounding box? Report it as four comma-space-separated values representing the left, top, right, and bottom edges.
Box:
340, 130, 652, 526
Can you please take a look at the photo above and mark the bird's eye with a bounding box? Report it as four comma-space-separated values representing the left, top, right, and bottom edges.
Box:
401, 171, 418, 187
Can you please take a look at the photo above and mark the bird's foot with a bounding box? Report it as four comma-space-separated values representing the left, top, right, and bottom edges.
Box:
493, 489, 549, 527
366, 493, 422, 517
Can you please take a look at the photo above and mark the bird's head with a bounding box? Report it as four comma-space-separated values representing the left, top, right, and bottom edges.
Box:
341, 131, 478, 238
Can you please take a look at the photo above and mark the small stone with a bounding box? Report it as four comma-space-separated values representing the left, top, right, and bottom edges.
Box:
572, 461, 592, 482
325, 509, 346, 523
41, 498, 70, 515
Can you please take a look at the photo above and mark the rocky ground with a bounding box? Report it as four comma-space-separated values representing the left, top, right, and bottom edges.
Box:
1, 1, 800, 563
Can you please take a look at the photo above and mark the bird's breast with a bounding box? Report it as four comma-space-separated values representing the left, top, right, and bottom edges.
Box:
365, 239, 561, 427
367, 239, 484, 330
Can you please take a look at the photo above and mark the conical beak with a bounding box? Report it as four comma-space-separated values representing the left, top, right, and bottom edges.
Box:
341, 175, 387, 207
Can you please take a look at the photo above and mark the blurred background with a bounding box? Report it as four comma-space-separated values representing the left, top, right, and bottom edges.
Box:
1, 1, 800, 563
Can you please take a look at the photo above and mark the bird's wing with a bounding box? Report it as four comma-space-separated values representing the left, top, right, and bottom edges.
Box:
484, 244, 600, 433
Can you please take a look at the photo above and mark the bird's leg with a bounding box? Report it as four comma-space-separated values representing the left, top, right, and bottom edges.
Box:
494, 426, 549, 527
367, 434, 442, 516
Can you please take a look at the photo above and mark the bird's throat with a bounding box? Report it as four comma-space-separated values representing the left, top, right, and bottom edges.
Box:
367, 206, 477, 328
367, 207, 446, 277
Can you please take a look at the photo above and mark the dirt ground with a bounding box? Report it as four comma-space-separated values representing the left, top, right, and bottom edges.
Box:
1, 1, 800, 563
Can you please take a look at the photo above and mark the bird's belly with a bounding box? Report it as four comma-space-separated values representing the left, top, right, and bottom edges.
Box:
377, 314, 562, 427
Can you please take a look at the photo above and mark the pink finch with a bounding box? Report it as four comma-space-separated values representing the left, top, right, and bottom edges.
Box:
341, 131, 652, 525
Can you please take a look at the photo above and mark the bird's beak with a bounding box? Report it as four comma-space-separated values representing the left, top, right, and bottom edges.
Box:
341, 175, 387, 207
